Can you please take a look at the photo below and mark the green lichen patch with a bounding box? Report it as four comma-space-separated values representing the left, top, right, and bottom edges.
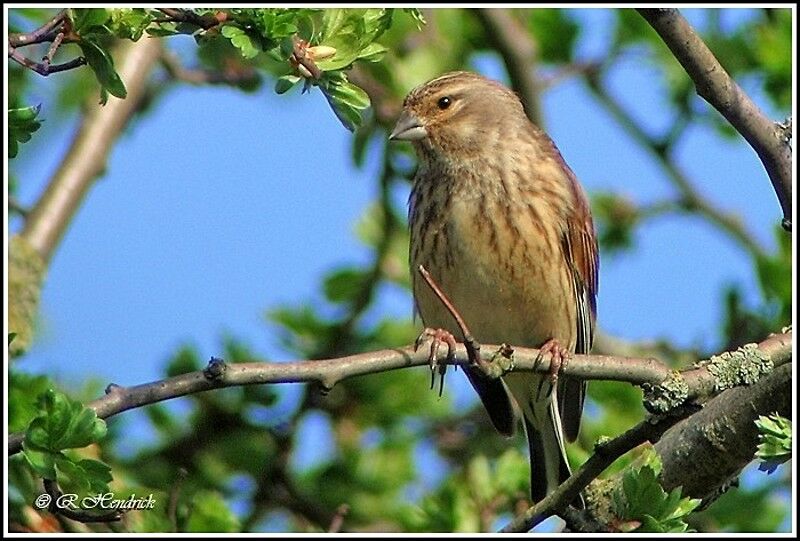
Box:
706, 343, 773, 392
642, 371, 689, 413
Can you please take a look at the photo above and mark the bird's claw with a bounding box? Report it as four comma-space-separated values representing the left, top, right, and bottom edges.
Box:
537, 338, 571, 384
415, 327, 457, 397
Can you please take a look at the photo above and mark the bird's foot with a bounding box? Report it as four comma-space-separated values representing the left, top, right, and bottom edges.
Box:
537, 338, 571, 384
414, 327, 457, 396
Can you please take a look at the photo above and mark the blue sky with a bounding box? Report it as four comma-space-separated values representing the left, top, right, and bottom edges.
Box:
7, 7, 791, 531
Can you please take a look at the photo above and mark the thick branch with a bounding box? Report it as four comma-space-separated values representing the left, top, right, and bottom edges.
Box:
7, 331, 791, 455
19, 37, 162, 263
638, 8, 793, 231
473, 8, 542, 126
655, 361, 792, 499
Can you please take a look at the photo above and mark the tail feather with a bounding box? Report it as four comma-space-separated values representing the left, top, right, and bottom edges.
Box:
524, 397, 572, 503
525, 389, 584, 508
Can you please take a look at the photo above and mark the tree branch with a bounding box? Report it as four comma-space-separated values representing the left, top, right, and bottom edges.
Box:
8, 9, 69, 47
19, 37, 163, 264
473, 8, 542, 126
8, 45, 86, 76
655, 361, 792, 500
499, 408, 693, 533
7, 331, 791, 456
638, 8, 793, 232
585, 72, 768, 260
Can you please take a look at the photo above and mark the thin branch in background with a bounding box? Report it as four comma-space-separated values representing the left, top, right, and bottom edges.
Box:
19, 38, 163, 263
8, 196, 30, 218
8, 8, 69, 47
327, 504, 350, 533
538, 60, 603, 92
585, 72, 768, 261
8, 47, 86, 76
156, 8, 225, 30
473, 8, 542, 126
158, 50, 259, 87
638, 8, 793, 232
167, 467, 188, 532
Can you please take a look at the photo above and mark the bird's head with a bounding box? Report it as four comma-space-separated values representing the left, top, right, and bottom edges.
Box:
389, 71, 527, 161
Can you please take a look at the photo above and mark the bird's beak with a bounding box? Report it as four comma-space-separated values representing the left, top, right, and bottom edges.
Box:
389, 111, 428, 141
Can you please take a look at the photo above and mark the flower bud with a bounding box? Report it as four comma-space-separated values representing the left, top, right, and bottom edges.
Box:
306, 45, 337, 61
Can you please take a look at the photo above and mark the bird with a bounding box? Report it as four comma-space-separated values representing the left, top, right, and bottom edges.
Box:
389, 71, 599, 505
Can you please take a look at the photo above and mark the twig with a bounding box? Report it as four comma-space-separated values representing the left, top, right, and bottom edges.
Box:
20, 38, 162, 263
167, 467, 188, 532
585, 72, 768, 261
8, 9, 69, 47
41, 30, 66, 70
159, 50, 258, 87
7, 331, 791, 456
539, 60, 603, 91
638, 8, 793, 232
8, 196, 30, 218
8, 47, 86, 76
290, 36, 322, 80
156, 8, 223, 30
473, 8, 542, 126
417, 265, 483, 370
499, 408, 694, 532
327, 504, 350, 533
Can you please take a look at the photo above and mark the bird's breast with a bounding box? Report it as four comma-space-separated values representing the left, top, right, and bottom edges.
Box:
410, 171, 577, 349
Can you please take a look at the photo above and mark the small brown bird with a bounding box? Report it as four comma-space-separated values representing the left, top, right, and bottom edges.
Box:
390, 71, 599, 504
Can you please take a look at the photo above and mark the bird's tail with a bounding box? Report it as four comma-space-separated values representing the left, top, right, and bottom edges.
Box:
524, 390, 577, 505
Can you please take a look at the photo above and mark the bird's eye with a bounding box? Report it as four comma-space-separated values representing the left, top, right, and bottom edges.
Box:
437, 96, 452, 110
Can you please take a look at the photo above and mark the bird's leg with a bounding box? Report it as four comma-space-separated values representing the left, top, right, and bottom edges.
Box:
537, 338, 571, 384
414, 327, 457, 396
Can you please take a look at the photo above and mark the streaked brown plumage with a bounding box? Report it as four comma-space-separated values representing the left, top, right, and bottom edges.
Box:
390, 71, 599, 503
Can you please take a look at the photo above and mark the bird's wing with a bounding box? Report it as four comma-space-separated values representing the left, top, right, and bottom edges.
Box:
559, 166, 599, 442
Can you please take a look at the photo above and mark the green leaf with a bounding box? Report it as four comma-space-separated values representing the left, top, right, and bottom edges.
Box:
166, 345, 201, 377
275, 74, 301, 94
356, 42, 388, 63
466, 455, 493, 504
8, 104, 42, 159
755, 414, 792, 473
323, 267, 370, 304
494, 449, 529, 494
320, 75, 371, 131
614, 451, 701, 533
56, 456, 112, 497
591, 191, 640, 254
403, 8, 426, 29
77, 39, 128, 99
316, 9, 393, 72
186, 490, 240, 532
9, 371, 54, 432
528, 9, 579, 64
108, 8, 153, 40
221, 24, 260, 59
24, 388, 107, 453
22, 445, 58, 479
72, 8, 110, 32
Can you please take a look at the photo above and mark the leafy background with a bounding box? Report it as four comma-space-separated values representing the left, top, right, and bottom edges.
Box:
7, 7, 793, 533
